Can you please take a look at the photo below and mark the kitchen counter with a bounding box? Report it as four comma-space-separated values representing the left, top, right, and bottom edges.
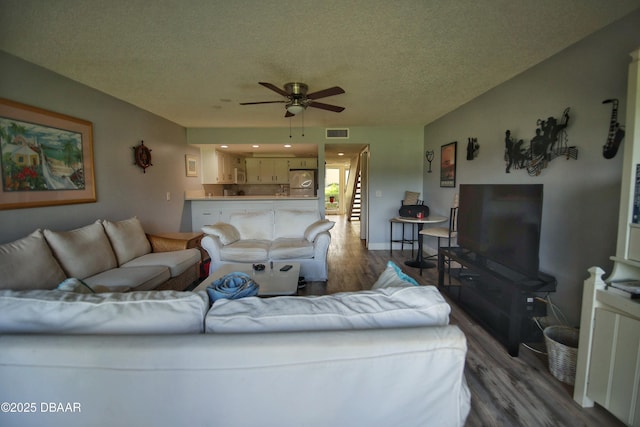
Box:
186, 195, 318, 201
188, 196, 321, 232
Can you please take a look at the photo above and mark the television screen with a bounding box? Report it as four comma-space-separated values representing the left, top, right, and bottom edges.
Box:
458, 184, 543, 276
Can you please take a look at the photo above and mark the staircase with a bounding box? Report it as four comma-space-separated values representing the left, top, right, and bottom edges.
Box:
348, 168, 361, 222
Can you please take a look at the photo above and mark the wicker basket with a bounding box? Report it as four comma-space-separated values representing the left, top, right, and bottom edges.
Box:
543, 326, 579, 385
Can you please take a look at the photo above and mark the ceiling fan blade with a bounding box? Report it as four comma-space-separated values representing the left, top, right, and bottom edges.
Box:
239, 101, 286, 105
308, 101, 345, 113
285, 111, 294, 118
306, 86, 345, 100
259, 82, 289, 97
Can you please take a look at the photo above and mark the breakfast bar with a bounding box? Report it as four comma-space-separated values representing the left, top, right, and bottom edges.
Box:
187, 193, 320, 232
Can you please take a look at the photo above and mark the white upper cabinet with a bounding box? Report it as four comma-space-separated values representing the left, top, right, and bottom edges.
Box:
201, 148, 243, 184
245, 158, 291, 183
288, 158, 318, 169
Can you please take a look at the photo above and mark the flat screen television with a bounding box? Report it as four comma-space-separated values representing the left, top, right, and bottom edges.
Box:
458, 184, 543, 277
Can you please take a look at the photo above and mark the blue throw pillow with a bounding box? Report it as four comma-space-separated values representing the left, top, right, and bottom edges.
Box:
371, 261, 420, 289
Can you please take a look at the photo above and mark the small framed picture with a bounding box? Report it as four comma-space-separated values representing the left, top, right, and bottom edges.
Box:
440, 141, 457, 188
185, 154, 198, 177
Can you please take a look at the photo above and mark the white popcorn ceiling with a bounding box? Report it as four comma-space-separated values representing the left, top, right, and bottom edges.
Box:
1, 0, 638, 128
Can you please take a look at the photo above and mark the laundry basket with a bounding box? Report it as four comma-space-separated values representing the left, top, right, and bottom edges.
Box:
543, 325, 579, 385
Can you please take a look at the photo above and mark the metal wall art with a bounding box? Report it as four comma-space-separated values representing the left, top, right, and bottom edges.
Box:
504, 107, 576, 176
133, 140, 152, 173
425, 150, 435, 173
466, 137, 479, 160
602, 98, 625, 159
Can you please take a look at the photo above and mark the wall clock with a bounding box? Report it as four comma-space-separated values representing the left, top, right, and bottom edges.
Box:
133, 140, 152, 173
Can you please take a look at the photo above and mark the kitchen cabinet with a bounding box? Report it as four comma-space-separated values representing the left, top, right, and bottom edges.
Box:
288, 158, 318, 169
201, 147, 220, 184
201, 148, 243, 184
245, 158, 289, 183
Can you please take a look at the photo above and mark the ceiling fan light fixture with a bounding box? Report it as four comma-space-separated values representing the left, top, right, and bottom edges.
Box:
286, 101, 305, 115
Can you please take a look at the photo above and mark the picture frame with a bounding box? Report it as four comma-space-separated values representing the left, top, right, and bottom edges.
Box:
185, 154, 198, 177
0, 98, 96, 210
440, 141, 457, 187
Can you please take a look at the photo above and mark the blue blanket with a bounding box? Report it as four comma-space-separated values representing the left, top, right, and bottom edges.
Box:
207, 272, 259, 302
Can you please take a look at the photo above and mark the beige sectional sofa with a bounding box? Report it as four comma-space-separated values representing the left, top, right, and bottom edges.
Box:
201, 208, 334, 281
0, 217, 201, 292
0, 261, 470, 427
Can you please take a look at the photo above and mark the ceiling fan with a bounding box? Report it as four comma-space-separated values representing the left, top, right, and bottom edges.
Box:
240, 82, 345, 117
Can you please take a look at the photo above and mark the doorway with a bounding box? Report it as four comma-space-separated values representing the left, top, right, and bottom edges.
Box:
324, 143, 369, 245
324, 166, 348, 214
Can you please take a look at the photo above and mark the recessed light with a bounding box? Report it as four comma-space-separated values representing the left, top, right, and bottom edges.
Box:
338, 152, 344, 156
220, 145, 229, 148
252, 145, 260, 148
284, 144, 292, 148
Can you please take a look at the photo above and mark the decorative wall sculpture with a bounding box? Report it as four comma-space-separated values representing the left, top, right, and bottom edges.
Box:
425, 150, 434, 173
466, 137, 479, 160
602, 98, 625, 159
504, 107, 577, 176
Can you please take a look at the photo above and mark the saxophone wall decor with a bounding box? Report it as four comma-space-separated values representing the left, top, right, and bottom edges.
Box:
602, 98, 625, 159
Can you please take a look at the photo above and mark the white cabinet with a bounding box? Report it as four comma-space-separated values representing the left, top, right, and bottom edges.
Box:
220, 152, 242, 183
201, 147, 220, 184
245, 158, 262, 184
191, 203, 220, 232
588, 307, 640, 426
574, 49, 640, 426
288, 158, 318, 169
201, 148, 243, 184
245, 158, 289, 183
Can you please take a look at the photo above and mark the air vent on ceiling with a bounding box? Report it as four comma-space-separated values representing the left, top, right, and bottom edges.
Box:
325, 128, 349, 139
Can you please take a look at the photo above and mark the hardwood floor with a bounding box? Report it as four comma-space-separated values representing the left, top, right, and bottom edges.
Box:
308, 215, 623, 427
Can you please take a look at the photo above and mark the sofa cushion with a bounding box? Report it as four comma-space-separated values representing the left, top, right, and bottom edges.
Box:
201, 223, 240, 245
122, 248, 200, 277
44, 222, 117, 279
83, 266, 170, 292
220, 240, 270, 262
269, 238, 315, 259
304, 219, 335, 242
371, 260, 419, 289
102, 217, 151, 265
229, 211, 274, 240
205, 286, 451, 333
0, 289, 208, 334
0, 229, 67, 290
274, 209, 321, 239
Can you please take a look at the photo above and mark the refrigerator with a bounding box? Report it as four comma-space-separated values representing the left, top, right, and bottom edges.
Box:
289, 169, 316, 197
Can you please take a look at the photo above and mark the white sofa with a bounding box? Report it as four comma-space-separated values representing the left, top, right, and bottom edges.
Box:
0, 262, 471, 427
201, 209, 333, 281
0, 217, 201, 292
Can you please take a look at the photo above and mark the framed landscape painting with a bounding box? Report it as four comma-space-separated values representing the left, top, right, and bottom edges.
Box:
0, 98, 96, 210
440, 141, 457, 187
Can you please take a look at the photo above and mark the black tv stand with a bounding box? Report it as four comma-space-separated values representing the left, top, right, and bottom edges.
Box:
438, 247, 556, 356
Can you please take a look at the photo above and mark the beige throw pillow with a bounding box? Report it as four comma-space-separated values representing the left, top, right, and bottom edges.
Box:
102, 217, 152, 265
44, 221, 117, 279
0, 229, 67, 290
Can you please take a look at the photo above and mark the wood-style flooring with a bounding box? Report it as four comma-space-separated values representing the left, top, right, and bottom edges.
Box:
302, 215, 624, 427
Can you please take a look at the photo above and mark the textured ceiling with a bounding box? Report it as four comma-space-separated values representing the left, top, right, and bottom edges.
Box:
1, 0, 639, 129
